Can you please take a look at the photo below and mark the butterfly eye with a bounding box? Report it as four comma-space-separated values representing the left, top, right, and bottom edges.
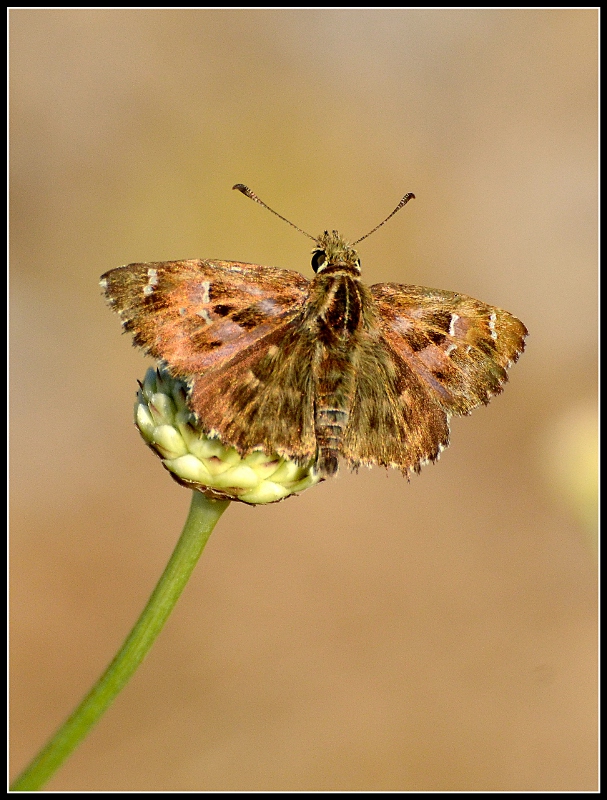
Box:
311, 250, 327, 273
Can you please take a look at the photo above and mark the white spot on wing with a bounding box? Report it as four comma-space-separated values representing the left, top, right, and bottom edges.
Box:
488, 312, 498, 340
196, 308, 213, 325
144, 268, 159, 296
245, 370, 261, 388
449, 313, 460, 336
256, 297, 282, 315
392, 316, 413, 336
201, 281, 211, 304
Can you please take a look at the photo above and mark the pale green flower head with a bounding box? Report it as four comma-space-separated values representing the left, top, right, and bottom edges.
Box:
135, 368, 322, 504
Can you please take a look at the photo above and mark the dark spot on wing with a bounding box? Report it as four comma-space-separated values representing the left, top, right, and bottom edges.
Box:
428, 330, 446, 345
477, 337, 497, 355
425, 310, 453, 332
213, 304, 234, 317
142, 292, 168, 310
231, 307, 267, 329
404, 330, 429, 352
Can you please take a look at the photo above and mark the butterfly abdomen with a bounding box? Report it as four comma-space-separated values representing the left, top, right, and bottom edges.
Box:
314, 406, 349, 476
313, 346, 358, 476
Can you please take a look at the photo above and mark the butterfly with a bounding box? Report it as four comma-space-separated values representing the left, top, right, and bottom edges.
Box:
101, 184, 527, 479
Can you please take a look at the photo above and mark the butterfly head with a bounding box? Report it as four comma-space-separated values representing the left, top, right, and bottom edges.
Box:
311, 231, 361, 275
233, 184, 415, 277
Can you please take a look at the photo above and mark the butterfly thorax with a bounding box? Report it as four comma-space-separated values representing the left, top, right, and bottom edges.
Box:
305, 230, 374, 338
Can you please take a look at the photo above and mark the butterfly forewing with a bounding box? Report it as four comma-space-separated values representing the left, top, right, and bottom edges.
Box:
101, 259, 309, 376
371, 284, 527, 416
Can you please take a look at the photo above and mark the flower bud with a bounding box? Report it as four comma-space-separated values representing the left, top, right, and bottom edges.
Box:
135, 368, 321, 504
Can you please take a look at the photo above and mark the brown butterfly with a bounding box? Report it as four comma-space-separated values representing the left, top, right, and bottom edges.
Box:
101, 185, 527, 478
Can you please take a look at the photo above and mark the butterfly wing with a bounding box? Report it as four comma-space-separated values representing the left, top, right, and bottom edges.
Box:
341, 331, 451, 473
370, 283, 527, 414
342, 283, 527, 473
102, 259, 317, 460
101, 259, 309, 375
187, 320, 318, 462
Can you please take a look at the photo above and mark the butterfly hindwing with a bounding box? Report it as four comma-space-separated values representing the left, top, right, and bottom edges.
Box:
187, 320, 317, 463
341, 332, 450, 473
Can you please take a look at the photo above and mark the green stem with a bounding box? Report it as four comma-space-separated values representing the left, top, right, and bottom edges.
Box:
11, 491, 230, 792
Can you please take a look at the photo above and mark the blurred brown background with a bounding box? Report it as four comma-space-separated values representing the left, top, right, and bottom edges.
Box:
10, 9, 597, 792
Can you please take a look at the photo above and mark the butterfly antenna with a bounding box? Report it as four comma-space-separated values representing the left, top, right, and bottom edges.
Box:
233, 184, 316, 242
352, 192, 416, 246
